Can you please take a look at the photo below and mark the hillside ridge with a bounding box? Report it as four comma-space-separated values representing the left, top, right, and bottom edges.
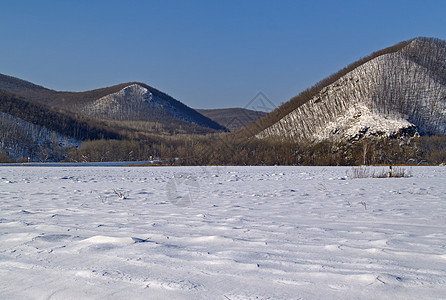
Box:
0, 74, 225, 132
197, 108, 266, 132
250, 37, 446, 142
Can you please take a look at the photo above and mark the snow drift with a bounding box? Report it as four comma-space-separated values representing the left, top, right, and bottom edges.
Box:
1, 166, 445, 298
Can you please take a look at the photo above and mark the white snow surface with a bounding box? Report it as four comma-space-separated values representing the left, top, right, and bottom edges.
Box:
1, 166, 446, 299
313, 104, 415, 141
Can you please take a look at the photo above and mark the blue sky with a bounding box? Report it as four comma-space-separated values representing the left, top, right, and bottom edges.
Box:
1, 0, 445, 109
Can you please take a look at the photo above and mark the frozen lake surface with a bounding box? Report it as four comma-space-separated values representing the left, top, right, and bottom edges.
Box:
1, 166, 445, 299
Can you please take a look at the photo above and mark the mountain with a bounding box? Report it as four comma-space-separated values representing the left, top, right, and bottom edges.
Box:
2, 37, 445, 164
0, 90, 120, 161
0, 74, 225, 134
0, 75, 225, 161
247, 37, 446, 143
196, 108, 266, 132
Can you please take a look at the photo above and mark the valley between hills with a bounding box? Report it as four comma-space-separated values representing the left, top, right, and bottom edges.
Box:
1, 37, 445, 165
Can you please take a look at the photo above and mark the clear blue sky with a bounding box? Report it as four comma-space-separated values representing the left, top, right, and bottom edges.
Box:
1, 0, 445, 109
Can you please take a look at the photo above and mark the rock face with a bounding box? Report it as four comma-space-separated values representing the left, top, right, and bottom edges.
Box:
257, 38, 446, 142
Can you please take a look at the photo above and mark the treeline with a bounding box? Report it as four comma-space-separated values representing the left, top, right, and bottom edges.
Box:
18, 134, 442, 166
1, 128, 445, 165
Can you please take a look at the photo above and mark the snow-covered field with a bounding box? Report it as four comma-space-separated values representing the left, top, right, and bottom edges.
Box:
1, 166, 445, 299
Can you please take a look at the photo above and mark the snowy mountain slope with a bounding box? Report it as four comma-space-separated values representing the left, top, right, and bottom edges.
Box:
80, 83, 224, 130
0, 112, 79, 160
84, 84, 155, 120
256, 38, 446, 142
0, 75, 226, 137
0, 76, 226, 161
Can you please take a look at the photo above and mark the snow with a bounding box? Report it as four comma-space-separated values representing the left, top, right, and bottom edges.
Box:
313, 104, 415, 141
83, 84, 163, 120
1, 166, 446, 299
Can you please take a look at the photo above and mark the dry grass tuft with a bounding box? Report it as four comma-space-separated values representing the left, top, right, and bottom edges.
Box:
350, 166, 411, 179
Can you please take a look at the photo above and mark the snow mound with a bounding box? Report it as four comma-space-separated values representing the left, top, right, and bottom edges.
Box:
78, 235, 135, 245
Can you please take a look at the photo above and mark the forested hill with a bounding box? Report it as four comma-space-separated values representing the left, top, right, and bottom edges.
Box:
1, 37, 445, 165
0, 75, 225, 161
243, 37, 446, 143
0, 91, 121, 140
196, 108, 266, 132
0, 74, 225, 133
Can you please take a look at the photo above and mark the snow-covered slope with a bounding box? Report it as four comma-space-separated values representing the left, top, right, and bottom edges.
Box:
0, 75, 226, 134
80, 83, 224, 130
257, 38, 446, 142
0, 112, 79, 160
84, 84, 154, 120
83, 84, 182, 121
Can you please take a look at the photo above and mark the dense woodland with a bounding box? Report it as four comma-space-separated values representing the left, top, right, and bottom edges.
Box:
68, 134, 446, 166
0, 91, 122, 138
1, 129, 444, 166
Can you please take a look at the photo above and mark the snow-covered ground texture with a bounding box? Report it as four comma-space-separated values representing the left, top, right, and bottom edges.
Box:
258, 39, 446, 142
1, 166, 446, 299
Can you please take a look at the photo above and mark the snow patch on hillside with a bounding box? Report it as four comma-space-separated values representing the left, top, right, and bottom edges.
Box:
81, 84, 210, 129
314, 104, 417, 141
82, 84, 164, 121
93, 84, 155, 110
